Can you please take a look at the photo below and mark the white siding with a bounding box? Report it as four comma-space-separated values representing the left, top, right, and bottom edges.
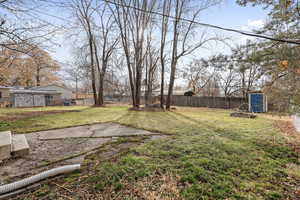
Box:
14, 94, 33, 107
13, 94, 46, 107
34, 95, 46, 106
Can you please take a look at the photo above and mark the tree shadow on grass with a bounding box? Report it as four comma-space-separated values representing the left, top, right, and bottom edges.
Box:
171, 111, 255, 142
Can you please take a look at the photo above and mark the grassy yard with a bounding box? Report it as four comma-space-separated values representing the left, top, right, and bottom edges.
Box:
1, 106, 299, 199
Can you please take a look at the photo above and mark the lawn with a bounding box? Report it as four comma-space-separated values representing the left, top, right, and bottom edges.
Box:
1, 106, 299, 199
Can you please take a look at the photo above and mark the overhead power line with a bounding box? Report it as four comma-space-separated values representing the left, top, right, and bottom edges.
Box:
103, 0, 300, 45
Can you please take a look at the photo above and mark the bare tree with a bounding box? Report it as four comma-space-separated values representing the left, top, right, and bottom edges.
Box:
165, 0, 221, 110
144, 34, 159, 105
0, 0, 60, 54
217, 65, 240, 97
72, 0, 98, 104
93, 3, 119, 105
232, 42, 263, 97
182, 58, 215, 94
72, 0, 118, 106
159, 0, 171, 108
65, 63, 85, 98
108, 0, 158, 109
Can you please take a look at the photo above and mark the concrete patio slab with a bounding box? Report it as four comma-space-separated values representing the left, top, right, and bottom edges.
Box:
0, 123, 164, 183
38, 123, 160, 140
0, 131, 12, 161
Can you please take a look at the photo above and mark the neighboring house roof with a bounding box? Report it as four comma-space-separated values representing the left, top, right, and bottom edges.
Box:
152, 89, 187, 96
31, 84, 74, 92
11, 89, 61, 94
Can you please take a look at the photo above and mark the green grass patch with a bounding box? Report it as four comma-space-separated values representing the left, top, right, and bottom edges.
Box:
1, 106, 299, 199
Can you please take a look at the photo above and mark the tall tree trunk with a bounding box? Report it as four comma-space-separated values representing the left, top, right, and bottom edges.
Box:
135, 66, 142, 108
93, 36, 104, 106
160, 64, 164, 108
145, 60, 149, 106
98, 75, 104, 106
166, 60, 177, 110
166, 4, 180, 110
97, 59, 107, 107
159, 0, 170, 109
126, 53, 136, 107
88, 35, 97, 105
36, 67, 41, 86
75, 76, 78, 99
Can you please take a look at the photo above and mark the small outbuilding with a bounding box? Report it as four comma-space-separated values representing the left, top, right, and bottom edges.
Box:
248, 91, 268, 113
10, 89, 61, 107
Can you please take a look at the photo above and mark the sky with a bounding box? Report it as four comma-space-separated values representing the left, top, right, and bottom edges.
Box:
197, 0, 269, 56
42, 0, 270, 66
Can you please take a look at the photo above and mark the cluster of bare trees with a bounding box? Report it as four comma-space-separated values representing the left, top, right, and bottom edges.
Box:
69, 0, 119, 106
0, 0, 61, 52
182, 42, 264, 98
70, 0, 221, 110
0, 0, 64, 87
0, 0, 262, 109
1, 0, 233, 110
67, 0, 300, 109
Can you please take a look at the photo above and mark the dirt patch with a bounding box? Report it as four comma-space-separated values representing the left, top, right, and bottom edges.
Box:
80, 171, 182, 200
115, 171, 182, 200
0, 110, 80, 121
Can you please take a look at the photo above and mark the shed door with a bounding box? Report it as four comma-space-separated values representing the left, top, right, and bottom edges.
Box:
251, 94, 263, 112
33, 95, 45, 107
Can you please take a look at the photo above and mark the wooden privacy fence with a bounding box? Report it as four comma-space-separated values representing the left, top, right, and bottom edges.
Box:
92, 95, 248, 110
168, 95, 247, 109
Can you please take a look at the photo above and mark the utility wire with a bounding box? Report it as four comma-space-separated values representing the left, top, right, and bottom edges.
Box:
103, 0, 300, 45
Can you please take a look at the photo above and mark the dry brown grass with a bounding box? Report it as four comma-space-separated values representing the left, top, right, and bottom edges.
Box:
274, 120, 300, 154
98, 171, 182, 200
0, 110, 79, 121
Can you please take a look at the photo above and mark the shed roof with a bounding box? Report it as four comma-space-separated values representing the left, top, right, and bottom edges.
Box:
11, 89, 61, 94
0, 86, 13, 89
248, 90, 263, 94
31, 84, 73, 92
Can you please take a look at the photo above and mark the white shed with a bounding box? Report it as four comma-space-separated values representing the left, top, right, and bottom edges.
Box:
10, 89, 61, 107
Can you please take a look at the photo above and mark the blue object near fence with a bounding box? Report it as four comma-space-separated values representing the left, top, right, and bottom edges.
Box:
248, 92, 267, 113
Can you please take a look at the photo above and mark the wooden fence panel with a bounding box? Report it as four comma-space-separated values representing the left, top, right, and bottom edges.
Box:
169, 95, 247, 109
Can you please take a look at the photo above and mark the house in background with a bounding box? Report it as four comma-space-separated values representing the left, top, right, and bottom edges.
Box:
0, 84, 74, 107
31, 84, 74, 100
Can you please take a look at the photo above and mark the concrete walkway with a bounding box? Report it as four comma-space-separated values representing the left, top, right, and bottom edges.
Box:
292, 115, 300, 133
